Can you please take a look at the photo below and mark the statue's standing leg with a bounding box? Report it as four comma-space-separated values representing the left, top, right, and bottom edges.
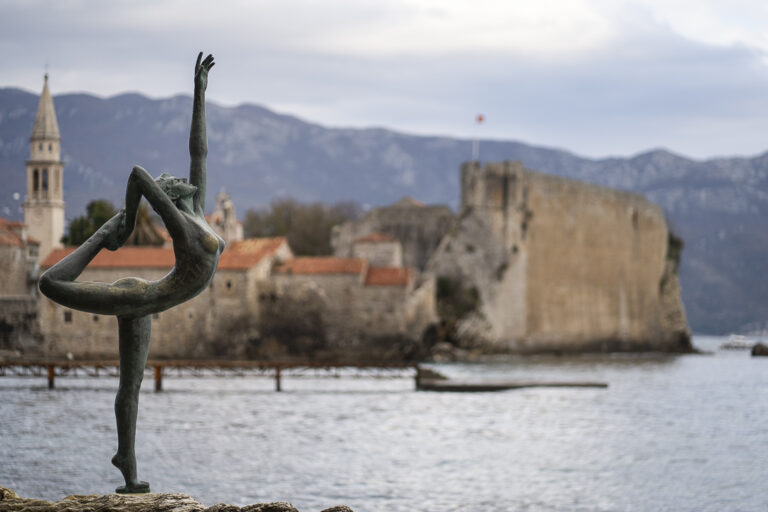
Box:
112, 315, 151, 494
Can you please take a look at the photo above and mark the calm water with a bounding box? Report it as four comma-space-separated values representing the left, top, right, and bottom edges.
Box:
1, 336, 766, 512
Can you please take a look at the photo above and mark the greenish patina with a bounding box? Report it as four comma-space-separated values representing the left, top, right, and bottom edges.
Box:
39, 53, 223, 494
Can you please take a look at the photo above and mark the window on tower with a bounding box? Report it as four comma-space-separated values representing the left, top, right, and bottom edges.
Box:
33, 169, 39, 192
38, 143, 43, 151
42, 169, 49, 192
48, 143, 52, 152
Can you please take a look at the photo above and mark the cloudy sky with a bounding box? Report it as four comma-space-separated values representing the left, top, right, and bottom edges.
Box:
3, 0, 768, 158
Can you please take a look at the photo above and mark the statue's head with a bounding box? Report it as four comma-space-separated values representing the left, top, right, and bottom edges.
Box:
155, 173, 197, 206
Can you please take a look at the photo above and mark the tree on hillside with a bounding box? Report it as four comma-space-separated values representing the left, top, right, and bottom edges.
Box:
243, 199, 362, 256
62, 199, 117, 246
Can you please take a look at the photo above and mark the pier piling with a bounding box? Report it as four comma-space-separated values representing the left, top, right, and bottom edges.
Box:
154, 366, 163, 392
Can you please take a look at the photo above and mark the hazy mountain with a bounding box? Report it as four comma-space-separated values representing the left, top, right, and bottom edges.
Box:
1, 87, 766, 335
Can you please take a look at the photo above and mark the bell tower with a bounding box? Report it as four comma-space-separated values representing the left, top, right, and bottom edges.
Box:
24, 74, 65, 260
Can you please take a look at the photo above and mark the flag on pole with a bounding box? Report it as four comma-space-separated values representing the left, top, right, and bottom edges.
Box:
472, 114, 484, 161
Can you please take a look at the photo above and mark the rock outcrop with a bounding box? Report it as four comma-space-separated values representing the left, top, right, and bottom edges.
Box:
0, 487, 352, 512
751, 343, 768, 356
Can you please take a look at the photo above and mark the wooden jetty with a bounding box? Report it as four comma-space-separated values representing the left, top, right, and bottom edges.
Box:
416, 379, 608, 392
0, 360, 608, 392
0, 359, 418, 391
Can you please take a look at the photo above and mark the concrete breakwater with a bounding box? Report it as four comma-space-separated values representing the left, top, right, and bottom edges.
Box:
0, 487, 353, 512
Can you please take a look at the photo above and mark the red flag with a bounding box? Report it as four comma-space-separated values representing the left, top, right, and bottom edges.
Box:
476, 114, 484, 123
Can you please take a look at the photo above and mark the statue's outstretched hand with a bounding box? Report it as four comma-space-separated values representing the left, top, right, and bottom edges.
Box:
100, 210, 127, 251
194, 52, 215, 91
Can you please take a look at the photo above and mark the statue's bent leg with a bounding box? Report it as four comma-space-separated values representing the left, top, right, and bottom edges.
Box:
112, 315, 151, 494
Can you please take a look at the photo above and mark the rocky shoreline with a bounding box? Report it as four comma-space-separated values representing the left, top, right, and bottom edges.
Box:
0, 487, 353, 512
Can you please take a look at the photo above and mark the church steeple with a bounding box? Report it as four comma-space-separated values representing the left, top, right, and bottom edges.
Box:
24, 74, 65, 260
30, 74, 61, 142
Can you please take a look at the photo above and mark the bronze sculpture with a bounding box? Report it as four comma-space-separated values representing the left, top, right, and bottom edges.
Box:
39, 52, 223, 494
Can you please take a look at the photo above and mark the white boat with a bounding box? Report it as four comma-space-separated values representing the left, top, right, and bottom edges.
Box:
720, 335, 754, 350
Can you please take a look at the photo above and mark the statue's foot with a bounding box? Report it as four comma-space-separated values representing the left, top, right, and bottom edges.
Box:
116, 481, 150, 494
111, 453, 130, 474
112, 453, 147, 493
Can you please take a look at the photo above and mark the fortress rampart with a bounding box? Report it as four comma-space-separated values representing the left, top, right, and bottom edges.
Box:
429, 161, 691, 352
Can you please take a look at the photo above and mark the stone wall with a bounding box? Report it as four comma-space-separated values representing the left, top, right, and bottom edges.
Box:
32, 236, 431, 362
352, 240, 402, 267
0, 245, 34, 296
332, 198, 454, 271
0, 224, 43, 356
264, 272, 436, 361
428, 161, 691, 352
0, 297, 41, 355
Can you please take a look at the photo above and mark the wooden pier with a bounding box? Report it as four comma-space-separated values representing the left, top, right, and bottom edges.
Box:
0, 360, 609, 392
416, 379, 608, 392
0, 359, 419, 391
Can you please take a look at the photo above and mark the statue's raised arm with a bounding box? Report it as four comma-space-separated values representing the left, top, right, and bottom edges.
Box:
189, 52, 214, 216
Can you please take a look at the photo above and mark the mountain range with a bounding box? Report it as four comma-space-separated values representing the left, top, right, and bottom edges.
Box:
1, 87, 766, 335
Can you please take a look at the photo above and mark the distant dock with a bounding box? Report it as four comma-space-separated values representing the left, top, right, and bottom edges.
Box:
0, 360, 608, 392
416, 379, 608, 392
0, 359, 417, 392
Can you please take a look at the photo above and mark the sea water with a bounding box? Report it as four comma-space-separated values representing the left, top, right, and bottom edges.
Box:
1, 335, 766, 512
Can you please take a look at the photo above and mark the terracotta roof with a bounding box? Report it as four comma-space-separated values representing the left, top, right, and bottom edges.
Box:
42, 246, 176, 269
0, 218, 27, 248
0, 232, 23, 248
364, 266, 411, 287
41, 237, 287, 270
354, 232, 396, 244
219, 238, 286, 270
274, 257, 366, 276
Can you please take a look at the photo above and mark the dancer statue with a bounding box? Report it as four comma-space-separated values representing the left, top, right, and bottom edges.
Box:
39, 52, 224, 494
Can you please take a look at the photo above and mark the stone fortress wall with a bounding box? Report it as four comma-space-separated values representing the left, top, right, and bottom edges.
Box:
5, 159, 691, 360
428, 161, 690, 352
351, 234, 403, 268
332, 197, 454, 271
0, 219, 41, 354
0, 236, 36, 297
264, 258, 436, 361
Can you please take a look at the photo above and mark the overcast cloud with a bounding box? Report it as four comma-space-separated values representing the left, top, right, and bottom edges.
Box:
2, 0, 768, 158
